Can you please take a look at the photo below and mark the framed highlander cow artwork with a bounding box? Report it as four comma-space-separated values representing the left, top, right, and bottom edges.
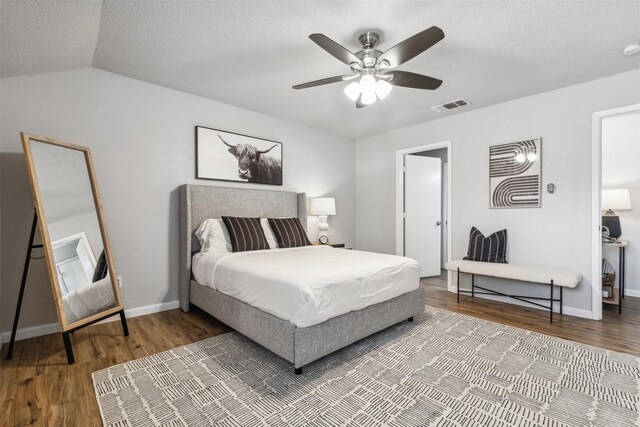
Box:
196, 126, 283, 185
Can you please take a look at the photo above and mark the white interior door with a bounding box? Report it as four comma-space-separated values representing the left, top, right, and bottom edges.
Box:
442, 162, 448, 268
57, 258, 90, 295
404, 155, 442, 277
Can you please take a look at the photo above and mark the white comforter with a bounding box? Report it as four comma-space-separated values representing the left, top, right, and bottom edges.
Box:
62, 277, 116, 324
192, 245, 420, 327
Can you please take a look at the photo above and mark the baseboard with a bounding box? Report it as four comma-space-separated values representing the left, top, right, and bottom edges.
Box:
561, 305, 594, 319
1, 300, 179, 344
448, 286, 593, 320
97, 300, 181, 324
129, 299, 180, 316
0, 322, 60, 344
623, 289, 640, 298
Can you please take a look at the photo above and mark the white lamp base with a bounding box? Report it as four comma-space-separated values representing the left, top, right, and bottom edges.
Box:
317, 215, 329, 243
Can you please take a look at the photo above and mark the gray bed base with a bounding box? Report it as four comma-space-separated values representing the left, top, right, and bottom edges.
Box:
191, 282, 424, 369
179, 184, 425, 372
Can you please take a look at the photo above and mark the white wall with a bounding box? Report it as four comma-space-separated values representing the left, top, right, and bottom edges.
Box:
602, 111, 640, 295
355, 69, 640, 317
0, 67, 355, 335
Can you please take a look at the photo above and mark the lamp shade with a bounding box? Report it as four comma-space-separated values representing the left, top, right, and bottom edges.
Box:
310, 197, 336, 216
602, 189, 632, 211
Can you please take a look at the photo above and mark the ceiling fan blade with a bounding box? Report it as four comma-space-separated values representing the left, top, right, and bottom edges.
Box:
378, 26, 444, 68
292, 75, 350, 90
386, 71, 442, 90
309, 34, 362, 66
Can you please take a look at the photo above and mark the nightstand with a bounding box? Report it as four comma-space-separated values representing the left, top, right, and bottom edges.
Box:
312, 243, 352, 249
602, 239, 628, 314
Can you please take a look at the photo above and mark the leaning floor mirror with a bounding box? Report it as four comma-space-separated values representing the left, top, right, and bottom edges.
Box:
8, 133, 128, 364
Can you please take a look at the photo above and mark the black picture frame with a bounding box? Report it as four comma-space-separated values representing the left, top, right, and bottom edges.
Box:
489, 137, 542, 209
195, 126, 283, 186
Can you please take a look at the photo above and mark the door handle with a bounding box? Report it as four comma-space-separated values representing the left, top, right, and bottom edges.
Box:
436, 220, 442, 226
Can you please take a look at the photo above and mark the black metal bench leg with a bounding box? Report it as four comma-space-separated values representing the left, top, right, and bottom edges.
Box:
294, 367, 302, 375
408, 317, 414, 322
457, 268, 460, 303
63, 332, 75, 365
560, 287, 563, 315
471, 274, 475, 297
548, 281, 552, 324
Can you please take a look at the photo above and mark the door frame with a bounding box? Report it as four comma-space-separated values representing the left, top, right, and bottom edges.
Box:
396, 140, 452, 288
51, 231, 98, 267
591, 103, 640, 320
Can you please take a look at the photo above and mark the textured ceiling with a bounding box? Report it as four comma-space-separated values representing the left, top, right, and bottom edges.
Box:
2, 0, 640, 138
1, 0, 103, 77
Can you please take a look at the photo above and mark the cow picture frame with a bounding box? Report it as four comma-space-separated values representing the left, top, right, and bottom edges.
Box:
195, 126, 283, 185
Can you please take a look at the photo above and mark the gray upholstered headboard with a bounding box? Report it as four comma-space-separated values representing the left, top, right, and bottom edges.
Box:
179, 184, 307, 311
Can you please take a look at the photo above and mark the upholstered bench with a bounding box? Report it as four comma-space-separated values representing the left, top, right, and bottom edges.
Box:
445, 260, 582, 323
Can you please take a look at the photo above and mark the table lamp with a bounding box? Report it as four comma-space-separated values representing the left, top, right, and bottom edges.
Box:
602, 189, 631, 239
309, 197, 336, 244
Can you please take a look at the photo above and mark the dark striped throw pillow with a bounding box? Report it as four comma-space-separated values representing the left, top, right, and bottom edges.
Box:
463, 226, 508, 263
267, 217, 311, 248
221, 216, 270, 252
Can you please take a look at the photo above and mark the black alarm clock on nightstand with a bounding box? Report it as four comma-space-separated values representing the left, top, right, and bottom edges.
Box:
318, 235, 329, 245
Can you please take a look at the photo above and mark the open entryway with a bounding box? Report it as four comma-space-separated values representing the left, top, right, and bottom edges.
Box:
51, 232, 98, 296
592, 103, 640, 320
396, 141, 452, 281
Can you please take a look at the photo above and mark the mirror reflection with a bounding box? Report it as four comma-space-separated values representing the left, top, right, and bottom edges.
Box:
30, 140, 116, 324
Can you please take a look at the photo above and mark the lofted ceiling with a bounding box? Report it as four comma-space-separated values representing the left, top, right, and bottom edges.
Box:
2, 0, 640, 139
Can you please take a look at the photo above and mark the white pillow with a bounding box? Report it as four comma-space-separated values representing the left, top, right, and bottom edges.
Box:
195, 218, 278, 253
261, 218, 279, 249
195, 219, 232, 253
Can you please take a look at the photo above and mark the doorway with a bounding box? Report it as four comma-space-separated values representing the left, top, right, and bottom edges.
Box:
592, 103, 640, 320
396, 141, 452, 282
51, 232, 97, 295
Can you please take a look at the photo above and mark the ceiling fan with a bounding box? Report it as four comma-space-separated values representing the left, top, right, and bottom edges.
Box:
293, 26, 445, 108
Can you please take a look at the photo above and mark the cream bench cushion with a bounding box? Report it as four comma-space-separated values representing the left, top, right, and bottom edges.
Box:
445, 260, 582, 289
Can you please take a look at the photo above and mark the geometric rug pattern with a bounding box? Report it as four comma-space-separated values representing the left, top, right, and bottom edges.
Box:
93, 306, 640, 426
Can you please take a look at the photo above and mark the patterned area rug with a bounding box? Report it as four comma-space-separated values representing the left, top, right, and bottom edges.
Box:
93, 307, 640, 426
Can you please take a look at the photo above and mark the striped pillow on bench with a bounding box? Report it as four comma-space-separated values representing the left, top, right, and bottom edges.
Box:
463, 226, 507, 263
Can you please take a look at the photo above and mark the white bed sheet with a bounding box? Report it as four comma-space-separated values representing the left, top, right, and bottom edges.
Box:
62, 277, 116, 324
192, 245, 420, 327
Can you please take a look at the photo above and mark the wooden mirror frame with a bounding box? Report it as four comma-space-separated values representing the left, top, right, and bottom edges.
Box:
18, 132, 127, 360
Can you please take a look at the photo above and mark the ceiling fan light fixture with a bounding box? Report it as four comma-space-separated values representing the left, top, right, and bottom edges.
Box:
295, 27, 445, 108
361, 91, 377, 105
344, 81, 361, 101
359, 75, 377, 94
375, 79, 392, 99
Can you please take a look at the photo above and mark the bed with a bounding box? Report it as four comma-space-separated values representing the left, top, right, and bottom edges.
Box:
179, 184, 424, 373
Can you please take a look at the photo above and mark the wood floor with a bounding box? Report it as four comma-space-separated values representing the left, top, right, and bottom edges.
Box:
421, 272, 640, 356
2, 276, 639, 426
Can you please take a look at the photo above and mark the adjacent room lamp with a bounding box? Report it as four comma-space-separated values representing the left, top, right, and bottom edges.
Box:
602, 189, 632, 239
309, 197, 336, 244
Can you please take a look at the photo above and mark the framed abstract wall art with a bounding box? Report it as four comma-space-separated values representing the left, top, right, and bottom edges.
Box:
489, 138, 541, 208
196, 126, 283, 185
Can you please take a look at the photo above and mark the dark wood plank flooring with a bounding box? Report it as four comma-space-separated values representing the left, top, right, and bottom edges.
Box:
421, 271, 640, 355
1, 274, 638, 426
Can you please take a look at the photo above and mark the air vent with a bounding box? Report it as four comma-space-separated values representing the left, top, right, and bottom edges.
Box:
431, 99, 471, 113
